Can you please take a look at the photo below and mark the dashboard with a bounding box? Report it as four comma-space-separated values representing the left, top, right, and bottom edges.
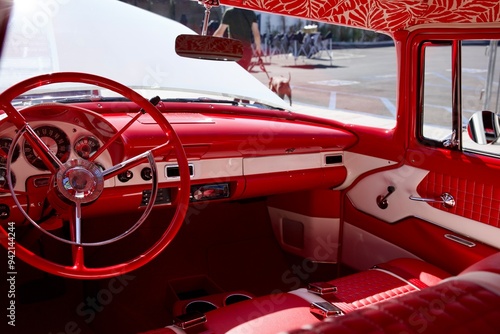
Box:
0, 101, 357, 223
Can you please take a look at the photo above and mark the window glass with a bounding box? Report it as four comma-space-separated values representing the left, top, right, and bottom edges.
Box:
422, 44, 453, 141
244, 15, 398, 128
421, 40, 500, 157
462, 41, 500, 156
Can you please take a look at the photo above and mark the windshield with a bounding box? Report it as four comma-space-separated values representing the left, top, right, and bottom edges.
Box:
0, 0, 290, 109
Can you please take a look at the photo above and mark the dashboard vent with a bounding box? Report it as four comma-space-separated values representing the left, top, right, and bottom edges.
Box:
166, 164, 194, 178
325, 154, 342, 165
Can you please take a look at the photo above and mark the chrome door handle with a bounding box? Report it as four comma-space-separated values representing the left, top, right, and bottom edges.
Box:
409, 192, 455, 208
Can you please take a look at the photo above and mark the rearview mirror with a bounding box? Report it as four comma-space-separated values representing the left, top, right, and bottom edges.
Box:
175, 34, 243, 61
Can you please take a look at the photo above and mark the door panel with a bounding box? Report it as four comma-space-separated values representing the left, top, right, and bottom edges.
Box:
343, 194, 498, 274
346, 163, 500, 248
344, 159, 500, 274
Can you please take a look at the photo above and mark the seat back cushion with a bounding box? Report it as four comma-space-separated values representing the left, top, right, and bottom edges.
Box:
286, 277, 500, 334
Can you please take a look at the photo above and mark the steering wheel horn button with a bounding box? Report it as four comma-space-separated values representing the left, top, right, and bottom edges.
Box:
56, 158, 104, 203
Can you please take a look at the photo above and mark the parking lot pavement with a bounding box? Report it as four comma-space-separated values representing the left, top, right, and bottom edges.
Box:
248, 47, 398, 127
248, 43, 494, 129
249, 51, 345, 109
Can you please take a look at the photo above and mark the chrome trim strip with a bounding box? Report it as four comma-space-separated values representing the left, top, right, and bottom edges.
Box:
444, 234, 476, 247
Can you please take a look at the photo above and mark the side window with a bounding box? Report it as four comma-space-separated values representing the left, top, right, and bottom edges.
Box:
421, 42, 453, 142
462, 41, 500, 156
421, 39, 500, 157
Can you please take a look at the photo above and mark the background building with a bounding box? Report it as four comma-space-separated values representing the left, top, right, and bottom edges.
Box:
119, 0, 388, 44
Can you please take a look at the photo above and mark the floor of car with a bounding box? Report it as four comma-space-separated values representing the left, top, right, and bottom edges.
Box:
6, 198, 341, 334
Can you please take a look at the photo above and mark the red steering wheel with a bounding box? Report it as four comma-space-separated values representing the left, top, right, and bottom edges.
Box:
0, 72, 190, 279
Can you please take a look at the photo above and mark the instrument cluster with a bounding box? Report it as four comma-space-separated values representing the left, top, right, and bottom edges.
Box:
0, 123, 103, 191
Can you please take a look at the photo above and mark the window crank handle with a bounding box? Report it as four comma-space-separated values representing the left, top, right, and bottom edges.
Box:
409, 192, 456, 208
376, 186, 395, 209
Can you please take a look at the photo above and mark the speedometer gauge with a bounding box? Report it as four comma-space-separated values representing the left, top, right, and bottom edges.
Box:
0, 138, 20, 164
24, 125, 71, 170
74, 135, 100, 159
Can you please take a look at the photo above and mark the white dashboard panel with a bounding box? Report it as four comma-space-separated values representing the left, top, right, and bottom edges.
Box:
243, 152, 342, 175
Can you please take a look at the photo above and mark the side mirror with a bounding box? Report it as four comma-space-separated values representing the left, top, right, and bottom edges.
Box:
175, 34, 243, 61
467, 110, 500, 145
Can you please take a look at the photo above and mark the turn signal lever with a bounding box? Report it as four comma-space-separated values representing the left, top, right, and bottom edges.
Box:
376, 186, 395, 209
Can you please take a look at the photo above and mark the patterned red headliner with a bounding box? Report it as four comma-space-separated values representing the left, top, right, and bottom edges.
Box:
220, 0, 500, 33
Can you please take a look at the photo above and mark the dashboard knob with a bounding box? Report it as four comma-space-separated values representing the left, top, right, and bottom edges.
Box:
141, 167, 152, 181
0, 204, 10, 219
117, 170, 133, 183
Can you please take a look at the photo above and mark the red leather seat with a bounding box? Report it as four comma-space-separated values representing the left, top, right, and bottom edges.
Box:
197, 257, 450, 333
286, 253, 500, 333
146, 256, 453, 333
459, 252, 500, 275
144, 253, 499, 334
288, 257, 451, 314
286, 272, 500, 333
